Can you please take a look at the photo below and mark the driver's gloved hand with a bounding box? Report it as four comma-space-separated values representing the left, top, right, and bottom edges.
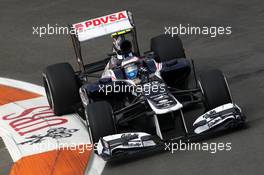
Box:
139, 67, 149, 83
139, 67, 148, 74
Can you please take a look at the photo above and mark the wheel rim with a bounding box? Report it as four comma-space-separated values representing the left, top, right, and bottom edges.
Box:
84, 109, 95, 144
198, 80, 210, 110
43, 75, 55, 110
223, 76, 233, 103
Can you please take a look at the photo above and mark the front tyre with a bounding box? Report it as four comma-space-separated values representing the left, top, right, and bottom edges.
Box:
43, 63, 80, 116
199, 69, 232, 111
85, 101, 116, 143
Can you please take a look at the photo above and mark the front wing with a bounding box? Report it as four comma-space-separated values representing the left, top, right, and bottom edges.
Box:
97, 103, 245, 160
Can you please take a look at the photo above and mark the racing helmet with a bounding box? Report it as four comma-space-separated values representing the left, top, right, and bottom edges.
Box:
124, 63, 138, 80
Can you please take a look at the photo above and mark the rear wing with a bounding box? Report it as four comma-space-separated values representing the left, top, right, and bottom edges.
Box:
72, 11, 134, 42
69, 11, 140, 73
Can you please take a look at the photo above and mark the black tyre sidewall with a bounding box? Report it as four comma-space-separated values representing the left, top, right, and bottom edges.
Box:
151, 34, 186, 62
199, 69, 232, 110
43, 63, 80, 115
85, 101, 116, 143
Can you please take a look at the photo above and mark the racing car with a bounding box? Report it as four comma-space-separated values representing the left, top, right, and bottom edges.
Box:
42, 11, 246, 160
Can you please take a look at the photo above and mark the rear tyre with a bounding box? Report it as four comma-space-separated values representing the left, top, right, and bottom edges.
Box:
85, 101, 116, 143
150, 34, 189, 88
43, 63, 80, 115
199, 69, 232, 111
151, 34, 186, 62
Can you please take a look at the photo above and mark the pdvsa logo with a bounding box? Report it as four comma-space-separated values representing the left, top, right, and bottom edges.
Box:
73, 11, 127, 32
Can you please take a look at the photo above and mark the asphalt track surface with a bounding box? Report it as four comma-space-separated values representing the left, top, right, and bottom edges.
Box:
1, 0, 264, 174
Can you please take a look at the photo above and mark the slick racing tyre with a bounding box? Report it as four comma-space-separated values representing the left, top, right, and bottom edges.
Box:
150, 34, 186, 62
151, 34, 190, 88
199, 69, 232, 111
85, 101, 116, 143
43, 63, 80, 116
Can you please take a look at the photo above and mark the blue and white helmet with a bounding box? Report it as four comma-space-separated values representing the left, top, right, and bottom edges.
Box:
124, 63, 138, 79
122, 56, 139, 80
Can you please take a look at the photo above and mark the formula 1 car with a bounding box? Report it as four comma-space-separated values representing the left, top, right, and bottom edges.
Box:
42, 11, 246, 160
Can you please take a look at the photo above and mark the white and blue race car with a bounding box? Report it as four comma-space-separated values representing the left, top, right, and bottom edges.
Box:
42, 11, 246, 160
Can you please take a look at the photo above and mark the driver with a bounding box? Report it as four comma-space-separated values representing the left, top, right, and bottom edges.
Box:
104, 34, 145, 82
121, 56, 148, 84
